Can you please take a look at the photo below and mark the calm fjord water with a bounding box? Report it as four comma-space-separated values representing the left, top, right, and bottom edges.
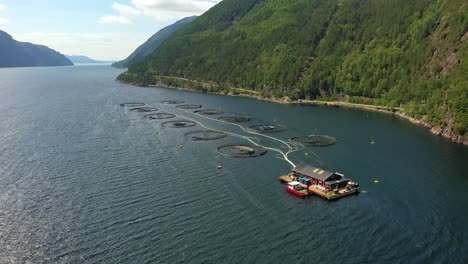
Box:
0, 66, 467, 263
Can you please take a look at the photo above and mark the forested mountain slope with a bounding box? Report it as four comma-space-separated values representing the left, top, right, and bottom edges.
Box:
112, 16, 197, 68
119, 0, 467, 143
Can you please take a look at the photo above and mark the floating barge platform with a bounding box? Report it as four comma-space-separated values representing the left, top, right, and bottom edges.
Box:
279, 164, 359, 200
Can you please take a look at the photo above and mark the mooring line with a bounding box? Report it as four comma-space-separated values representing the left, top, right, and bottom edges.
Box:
166, 106, 298, 167
149, 104, 295, 167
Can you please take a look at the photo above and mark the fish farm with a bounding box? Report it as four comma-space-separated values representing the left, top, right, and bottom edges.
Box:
248, 124, 288, 133
176, 104, 203, 109
120, 98, 358, 201
185, 130, 227, 141
130, 107, 158, 112
194, 109, 224, 115
218, 116, 251, 123
144, 113, 176, 120
161, 120, 197, 128
161, 100, 185, 104
289, 135, 336, 147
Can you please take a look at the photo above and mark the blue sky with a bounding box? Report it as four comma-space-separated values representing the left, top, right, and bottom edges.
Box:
0, 0, 221, 60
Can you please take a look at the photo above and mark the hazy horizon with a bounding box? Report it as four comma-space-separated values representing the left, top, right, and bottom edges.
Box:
0, 0, 221, 61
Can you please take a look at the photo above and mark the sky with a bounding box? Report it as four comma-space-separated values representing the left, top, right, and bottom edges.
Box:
0, 0, 222, 60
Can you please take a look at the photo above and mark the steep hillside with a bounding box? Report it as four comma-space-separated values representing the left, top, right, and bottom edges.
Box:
0, 30, 73, 68
119, 0, 467, 143
112, 16, 197, 68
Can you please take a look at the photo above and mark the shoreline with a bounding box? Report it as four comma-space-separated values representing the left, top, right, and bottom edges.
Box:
118, 79, 467, 146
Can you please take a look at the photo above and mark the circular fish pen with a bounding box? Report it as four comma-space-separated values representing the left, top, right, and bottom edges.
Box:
161, 120, 197, 128
194, 109, 224, 115
120, 102, 145, 107
130, 107, 158, 112
144, 113, 176, 120
217, 144, 267, 158
161, 100, 185, 105
185, 130, 227, 141
289, 135, 336, 147
248, 124, 287, 133
176, 104, 203, 109
217, 116, 251, 123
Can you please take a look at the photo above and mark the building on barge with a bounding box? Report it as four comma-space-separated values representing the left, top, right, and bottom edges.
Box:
279, 164, 359, 200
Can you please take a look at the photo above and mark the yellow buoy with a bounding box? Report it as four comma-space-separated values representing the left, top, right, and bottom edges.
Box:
179, 144, 183, 148
217, 165, 222, 170
305, 152, 309, 156
374, 180, 379, 183
371, 140, 375, 145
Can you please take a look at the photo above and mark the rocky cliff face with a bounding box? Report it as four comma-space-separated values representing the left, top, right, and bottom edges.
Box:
430, 113, 468, 145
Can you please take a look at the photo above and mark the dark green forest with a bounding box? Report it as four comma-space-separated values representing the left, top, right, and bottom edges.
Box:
119, 0, 467, 138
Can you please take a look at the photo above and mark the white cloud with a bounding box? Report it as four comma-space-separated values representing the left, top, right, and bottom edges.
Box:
98, 15, 132, 24
112, 2, 141, 16
0, 3, 8, 26
13, 32, 149, 61
0, 17, 8, 26
131, 0, 221, 21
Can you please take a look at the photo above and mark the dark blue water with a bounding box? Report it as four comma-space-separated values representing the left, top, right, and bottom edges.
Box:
0, 66, 467, 263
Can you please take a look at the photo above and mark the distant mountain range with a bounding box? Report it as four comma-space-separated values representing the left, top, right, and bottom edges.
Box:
112, 16, 197, 68
0, 30, 73, 68
66, 55, 112, 64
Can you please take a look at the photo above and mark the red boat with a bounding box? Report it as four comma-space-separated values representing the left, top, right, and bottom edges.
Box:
285, 181, 310, 198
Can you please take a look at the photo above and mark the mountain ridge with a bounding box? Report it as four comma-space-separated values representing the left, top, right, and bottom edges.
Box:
112, 16, 197, 68
118, 0, 467, 144
66, 55, 111, 64
0, 30, 73, 68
